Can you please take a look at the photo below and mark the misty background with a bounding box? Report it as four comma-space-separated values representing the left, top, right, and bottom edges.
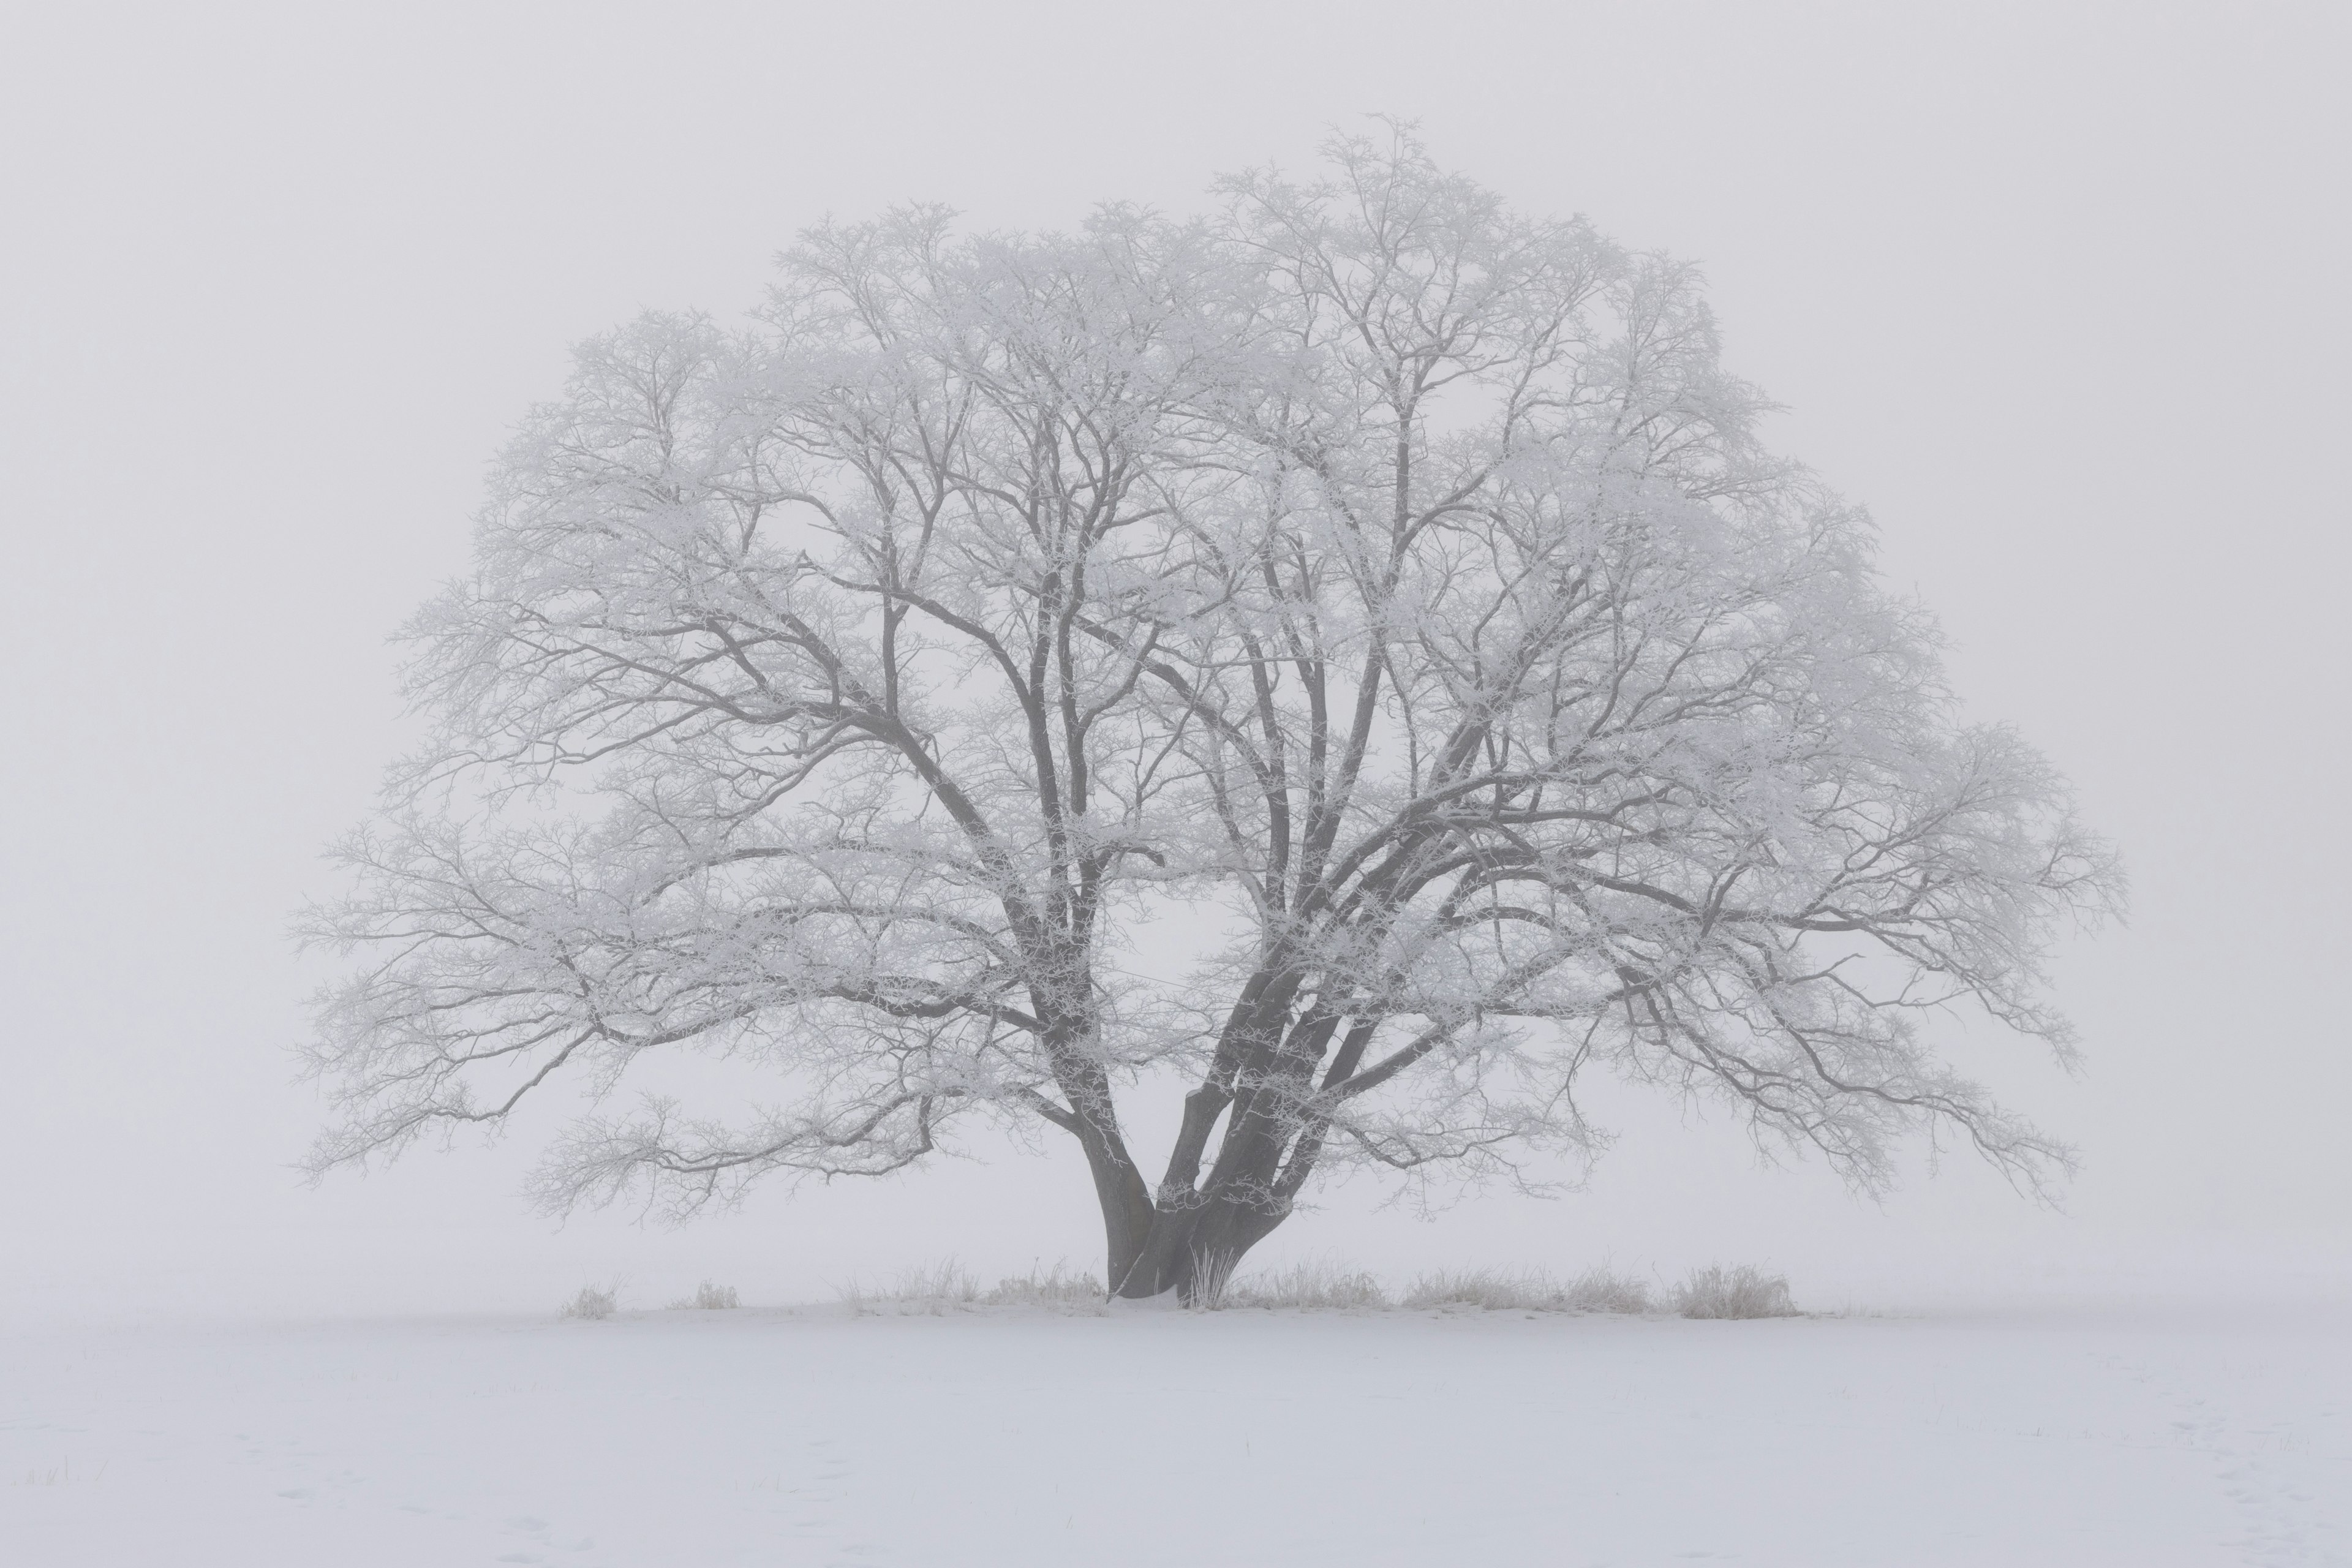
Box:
4, 2, 2344, 1324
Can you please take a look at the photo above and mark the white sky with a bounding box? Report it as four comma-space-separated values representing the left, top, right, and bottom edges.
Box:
3, 1, 2345, 1321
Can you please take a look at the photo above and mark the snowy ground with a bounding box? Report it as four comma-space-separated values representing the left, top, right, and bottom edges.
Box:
5, 1298, 2345, 1567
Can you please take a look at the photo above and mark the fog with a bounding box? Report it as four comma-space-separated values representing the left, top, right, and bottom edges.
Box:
4, 2, 2345, 1325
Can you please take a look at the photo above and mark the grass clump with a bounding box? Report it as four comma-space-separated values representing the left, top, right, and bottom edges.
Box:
1672, 1264, 1799, 1319
842, 1258, 1110, 1315
665, 1280, 739, 1310
839, 1258, 1115, 1316
1206, 1257, 1389, 1311
839, 1259, 979, 1316
982, 1261, 1106, 1309
559, 1283, 618, 1321
828, 1256, 1799, 1321
1403, 1265, 1653, 1314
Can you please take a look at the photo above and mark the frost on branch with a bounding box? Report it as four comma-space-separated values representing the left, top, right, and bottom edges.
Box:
300, 127, 2120, 1298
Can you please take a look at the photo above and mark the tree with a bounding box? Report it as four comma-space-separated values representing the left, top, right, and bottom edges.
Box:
303, 130, 2120, 1301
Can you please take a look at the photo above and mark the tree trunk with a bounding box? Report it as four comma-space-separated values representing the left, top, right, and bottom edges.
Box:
1073, 1124, 1156, 1295
1109, 1180, 1292, 1303
1109, 1033, 1315, 1301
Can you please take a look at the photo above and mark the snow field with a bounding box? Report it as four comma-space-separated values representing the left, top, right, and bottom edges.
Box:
4, 1303, 2344, 1567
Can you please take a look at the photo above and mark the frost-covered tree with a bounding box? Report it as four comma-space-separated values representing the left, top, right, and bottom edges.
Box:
303, 130, 2120, 1300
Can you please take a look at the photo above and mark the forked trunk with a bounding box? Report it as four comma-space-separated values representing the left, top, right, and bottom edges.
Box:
1108, 1181, 1292, 1303
1106, 1042, 1316, 1301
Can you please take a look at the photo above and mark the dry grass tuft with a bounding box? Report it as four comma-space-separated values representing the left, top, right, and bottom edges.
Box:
559, 1283, 618, 1321
982, 1261, 1106, 1309
1207, 1257, 1390, 1311
895, 1259, 981, 1306
839, 1259, 978, 1316
666, 1280, 739, 1310
1672, 1264, 1799, 1319
840, 1259, 1109, 1316
1403, 1265, 1654, 1314
829, 1256, 1800, 1321
1561, 1268, 1656, 1314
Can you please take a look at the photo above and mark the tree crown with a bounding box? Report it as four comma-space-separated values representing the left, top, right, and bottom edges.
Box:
303, 130, 2120, 1280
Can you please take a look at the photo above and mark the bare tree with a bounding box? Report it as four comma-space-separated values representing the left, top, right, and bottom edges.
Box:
303, 130, 2119, 1300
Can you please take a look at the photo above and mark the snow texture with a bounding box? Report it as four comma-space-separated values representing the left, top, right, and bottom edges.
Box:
6, 1302, 2343, 1566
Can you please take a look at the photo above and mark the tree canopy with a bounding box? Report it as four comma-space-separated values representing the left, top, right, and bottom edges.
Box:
304, 130, 2120, 1298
